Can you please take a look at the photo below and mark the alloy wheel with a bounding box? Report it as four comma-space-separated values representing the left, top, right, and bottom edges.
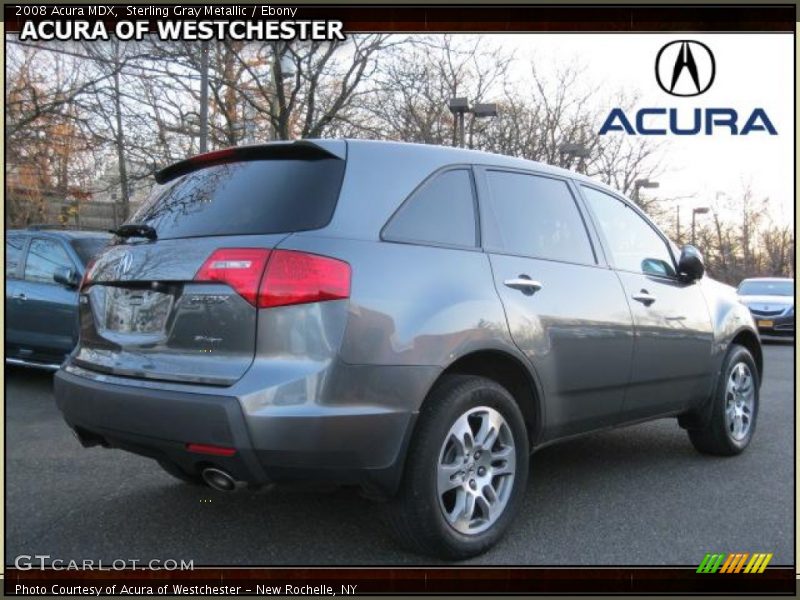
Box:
724, 362, 755, 441
436, 406, 516, 535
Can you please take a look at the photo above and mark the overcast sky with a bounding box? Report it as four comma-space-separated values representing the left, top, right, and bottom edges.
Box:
481, 33, 794, 224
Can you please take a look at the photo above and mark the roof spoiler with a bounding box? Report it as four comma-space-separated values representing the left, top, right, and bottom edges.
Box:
154, 140, 347, 184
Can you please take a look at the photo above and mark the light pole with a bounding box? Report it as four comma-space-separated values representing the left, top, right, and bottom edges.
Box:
558, 143, 590, 173
691, 206, 710, 246
448, 98, 498, 148
633, 178, 659, 205
199, 40, 210, 153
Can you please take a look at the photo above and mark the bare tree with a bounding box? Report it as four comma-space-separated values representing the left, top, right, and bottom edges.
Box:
687, 187, 793, 284
347, 35, 512, 145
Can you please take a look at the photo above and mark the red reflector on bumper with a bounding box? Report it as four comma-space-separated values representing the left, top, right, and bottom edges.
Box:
186, 443, 236, 457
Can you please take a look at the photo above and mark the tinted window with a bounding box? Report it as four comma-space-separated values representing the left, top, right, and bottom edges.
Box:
130, 159, 345, 240
483, 171, 594, 264
738, 280, 794, 296
6, 236, 25, 277
24, 238, 74, 284
384, 169, 477, 247
71, 237, 110, 266
582, 186, 676, 276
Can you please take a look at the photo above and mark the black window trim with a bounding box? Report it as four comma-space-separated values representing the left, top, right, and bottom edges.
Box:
380, 164, 482, 252
475, 165, 601, 268
578, 182, 681, 281
6, 234, 29, 280
22, 235, 77, 286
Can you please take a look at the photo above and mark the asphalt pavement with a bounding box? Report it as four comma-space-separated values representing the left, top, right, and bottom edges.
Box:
5, 341, 794, 566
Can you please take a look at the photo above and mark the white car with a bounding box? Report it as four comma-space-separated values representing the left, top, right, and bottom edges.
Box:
737, 277, 794, 337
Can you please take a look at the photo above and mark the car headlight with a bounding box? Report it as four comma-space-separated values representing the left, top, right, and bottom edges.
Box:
786, 306, 794, 317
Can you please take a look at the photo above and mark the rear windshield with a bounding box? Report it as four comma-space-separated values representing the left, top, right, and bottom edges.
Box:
70, 237, 110, 265
738, 280, 794, 296
129, 159, 345, 240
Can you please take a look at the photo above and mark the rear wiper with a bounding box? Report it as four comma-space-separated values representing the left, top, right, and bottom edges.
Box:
110, 223, 157, 240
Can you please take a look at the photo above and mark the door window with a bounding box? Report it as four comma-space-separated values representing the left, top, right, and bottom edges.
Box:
581, 186, 676, 277
24, 238, 74, 284
383, 169, 478, 248
482, 170, 595, 265
6, 236, 25, 278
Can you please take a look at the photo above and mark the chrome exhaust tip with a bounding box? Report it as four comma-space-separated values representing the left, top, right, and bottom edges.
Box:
201, 467, 239, 492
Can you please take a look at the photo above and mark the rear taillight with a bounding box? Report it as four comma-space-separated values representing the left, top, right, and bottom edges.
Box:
79, 257, 98, 291
258, 250, 351, 309
195, 249, 350, 309
194, 248, 271, 306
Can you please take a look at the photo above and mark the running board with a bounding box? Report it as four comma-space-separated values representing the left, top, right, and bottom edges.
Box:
6, 357, 62, 371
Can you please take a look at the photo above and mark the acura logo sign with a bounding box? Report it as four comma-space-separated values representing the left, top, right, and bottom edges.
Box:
655, 40, 716, 97
599, 39, 777, 136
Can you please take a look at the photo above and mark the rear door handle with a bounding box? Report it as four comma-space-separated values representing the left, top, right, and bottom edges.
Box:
504, 277, 543, 295
632, 290, 656, 306
12, 293, 27, 301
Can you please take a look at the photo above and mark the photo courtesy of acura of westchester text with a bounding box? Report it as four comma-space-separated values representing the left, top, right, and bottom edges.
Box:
3, 1, 796, 595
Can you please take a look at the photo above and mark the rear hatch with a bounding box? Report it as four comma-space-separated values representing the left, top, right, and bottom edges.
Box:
74, 141, 347, 385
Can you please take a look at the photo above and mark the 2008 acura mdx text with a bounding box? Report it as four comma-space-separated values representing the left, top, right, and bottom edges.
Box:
55, 140, 762, 559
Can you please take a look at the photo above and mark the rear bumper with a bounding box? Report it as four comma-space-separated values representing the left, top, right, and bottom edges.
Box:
55, 368, 270, 484
54, 362, 434, 495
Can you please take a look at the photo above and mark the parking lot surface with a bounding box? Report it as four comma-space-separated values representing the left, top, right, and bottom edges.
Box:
6, 342, 794, 565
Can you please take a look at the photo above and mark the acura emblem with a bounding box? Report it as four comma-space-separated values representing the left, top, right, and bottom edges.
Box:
655, 40, 716, 97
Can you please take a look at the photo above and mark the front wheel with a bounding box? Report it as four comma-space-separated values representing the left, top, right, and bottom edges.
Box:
388, 375, 529, 559
688, 344, 759, 456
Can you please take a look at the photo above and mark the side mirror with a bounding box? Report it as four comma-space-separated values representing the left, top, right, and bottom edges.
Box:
677, 245, 705, 282
53, 266, 80, 289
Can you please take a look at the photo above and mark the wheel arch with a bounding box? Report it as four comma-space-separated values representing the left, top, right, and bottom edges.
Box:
678, 325, 763, 431
422, 348, 544, 450
730, 328, 763, 382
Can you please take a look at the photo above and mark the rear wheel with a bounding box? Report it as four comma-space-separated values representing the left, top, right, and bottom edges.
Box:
388, 375, 529, 559
688, 344, 759, 456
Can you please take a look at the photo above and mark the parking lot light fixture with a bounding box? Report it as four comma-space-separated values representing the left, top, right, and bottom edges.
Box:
559, 142, 591, 173
448, 97, 469, 114
559, 142, 590, 158
448, 97, 469, 148
448, 98, 498, 148
692, 206, 711, 246
633, 178, 659, 203
472, 103, 498, 118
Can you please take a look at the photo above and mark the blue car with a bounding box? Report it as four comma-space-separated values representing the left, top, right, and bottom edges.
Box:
6, 228, 111, 369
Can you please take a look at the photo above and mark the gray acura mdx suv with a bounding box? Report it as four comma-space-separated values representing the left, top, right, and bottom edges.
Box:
55, 140, 762, 559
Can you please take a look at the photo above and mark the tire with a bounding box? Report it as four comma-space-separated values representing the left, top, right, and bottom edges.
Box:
157, 459, 204, 485
688, 344, 759, 456
388, 374, 529, 560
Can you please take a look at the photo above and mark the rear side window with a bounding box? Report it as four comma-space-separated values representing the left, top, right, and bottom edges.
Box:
131, 159, 345, 240
6, 236, 25, 277
482, 171, 595, 265
383, 169, 477, 248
